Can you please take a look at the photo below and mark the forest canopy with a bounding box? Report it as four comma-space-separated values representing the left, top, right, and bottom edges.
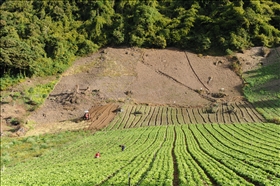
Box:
1, 0, 280, 86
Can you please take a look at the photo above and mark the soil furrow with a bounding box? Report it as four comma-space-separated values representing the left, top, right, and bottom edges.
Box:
156, 107, 163, 126
172, 126, 179, 186
207, 109, 217, 123
154, 106, 161, 126
182, 108, 192, 124
140, 106, 152, 127
198, 108, 208, 123
234, 102, 249, 123
120, 105, 135, 128
117, 104, 133, 129
222, 104, 231, 123
146, 106, 156, 126
94, 104, 118, 129
240, 102, 261, 122
160, 107, 168, 125
126, 105, 140, 128
133, 105, 146, 127
192, 108, 203, 124
166, 107, 172, 125
216, 105, 224, 123
175, 108, 182, 124
191, 108, 198, 124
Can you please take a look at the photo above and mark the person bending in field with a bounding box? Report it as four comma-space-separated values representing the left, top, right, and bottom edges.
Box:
95, 152, 100, 158
84, 112, 90, 120
119, 145, 125, 151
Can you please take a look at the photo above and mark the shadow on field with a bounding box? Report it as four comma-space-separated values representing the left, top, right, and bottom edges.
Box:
243, 63, 280, 82
251, 98, 280, 108
253, 79, 280, 93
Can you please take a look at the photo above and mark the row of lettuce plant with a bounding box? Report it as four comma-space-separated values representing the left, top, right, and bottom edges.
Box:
174, 125, 213, 185
106, 104, 132, 130
245, 123, 280, 139
2, 123, 279, 185
1, 128, 151, 185
181, 125, 253, 185
101, 126, 168, 185
107, 103, 269, 129
226, 124, 280, 149
132, 105, 151, 128
254, 99, 280, 123
211, 124, 279, 161
135, 125, 174, 185
193, 124, 280, 185
218, 124, 279, 154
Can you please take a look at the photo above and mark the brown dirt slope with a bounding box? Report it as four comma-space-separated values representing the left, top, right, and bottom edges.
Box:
1, 47, 277, 136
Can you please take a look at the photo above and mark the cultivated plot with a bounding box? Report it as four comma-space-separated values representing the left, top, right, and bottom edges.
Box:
2, 124, 279, 186
106, 102, 265, 130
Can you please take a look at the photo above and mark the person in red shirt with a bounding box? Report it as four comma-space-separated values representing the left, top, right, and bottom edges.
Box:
84, 113, 90, 120
95, 152, 100, 158
84, 111, 90, 120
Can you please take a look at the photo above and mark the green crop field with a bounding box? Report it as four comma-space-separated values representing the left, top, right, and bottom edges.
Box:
1, 123, 279, 186
1, 1, 280, 185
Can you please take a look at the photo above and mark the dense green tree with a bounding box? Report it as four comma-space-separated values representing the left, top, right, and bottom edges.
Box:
1, 0, 280, 89
129, 3, 170, 48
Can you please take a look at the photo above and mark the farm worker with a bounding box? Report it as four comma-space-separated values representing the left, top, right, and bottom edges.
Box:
95, 152, 100, 158
84, 110, 90, 120
120, 145, 125, 151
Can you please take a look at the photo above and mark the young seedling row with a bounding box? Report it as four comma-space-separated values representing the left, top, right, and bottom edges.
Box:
106, 102, 265, 130
254, 98, 280, 123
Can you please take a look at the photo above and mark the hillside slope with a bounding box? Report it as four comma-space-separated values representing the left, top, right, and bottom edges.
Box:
27, 48, 242, 122
1, 47, 278, 136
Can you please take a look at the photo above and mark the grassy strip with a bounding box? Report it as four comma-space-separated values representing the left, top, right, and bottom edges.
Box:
0, 130, 91, 168
242, 54, 280, 123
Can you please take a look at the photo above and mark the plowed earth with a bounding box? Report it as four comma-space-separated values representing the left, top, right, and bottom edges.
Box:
1, 47, 275, 136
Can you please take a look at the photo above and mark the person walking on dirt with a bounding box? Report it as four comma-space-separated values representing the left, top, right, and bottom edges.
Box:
95, 152, 100, 158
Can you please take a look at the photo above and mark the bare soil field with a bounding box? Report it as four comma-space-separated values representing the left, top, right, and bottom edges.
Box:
1, 46, 275, 136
